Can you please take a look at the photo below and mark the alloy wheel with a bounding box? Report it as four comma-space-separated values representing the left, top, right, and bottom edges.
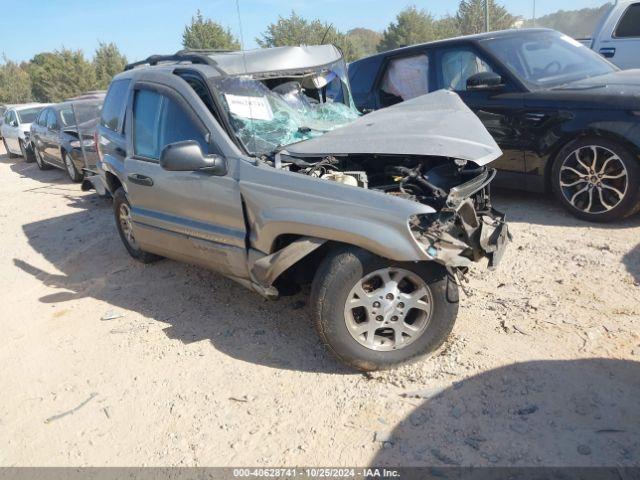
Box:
344, 267, 432, 351
64, 154, 76, 178
559, 145, 628, 215
118, 203, 137, 249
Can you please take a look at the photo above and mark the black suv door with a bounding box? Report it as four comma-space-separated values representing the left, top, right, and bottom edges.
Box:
434, 45, 528, 189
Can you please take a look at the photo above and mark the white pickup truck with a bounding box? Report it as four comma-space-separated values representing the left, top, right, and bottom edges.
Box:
580, 0, 640, 69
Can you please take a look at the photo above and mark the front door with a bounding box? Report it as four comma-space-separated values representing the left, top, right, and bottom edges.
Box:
435, 46, 528, 190
124, 83, 248, 279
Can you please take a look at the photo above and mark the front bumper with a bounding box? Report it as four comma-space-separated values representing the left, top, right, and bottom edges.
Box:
410, 168, 511, 270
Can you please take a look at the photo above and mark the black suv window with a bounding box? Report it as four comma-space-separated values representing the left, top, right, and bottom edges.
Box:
440, 48, 493, 91
101, 79, 130, 132
37, 109, 47, 126
133, 88, 208, 161
615, 3, 640, 38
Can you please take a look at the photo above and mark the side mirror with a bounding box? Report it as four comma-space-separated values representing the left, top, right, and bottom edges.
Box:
160, 140, 227, 175
11, 120, 19, 127
466, 72, 504, 91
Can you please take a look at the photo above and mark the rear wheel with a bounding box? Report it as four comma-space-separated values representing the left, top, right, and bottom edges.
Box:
34, 145, 52, 170
2, 138, 18, 158
64, 152, 83, 182
113, 188, 162, 264
552, 137, 640, 222
310, 246, 459, 371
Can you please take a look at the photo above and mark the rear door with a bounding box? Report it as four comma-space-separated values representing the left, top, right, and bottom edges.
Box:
434, 45, 527, 188
124, 81, 247, 279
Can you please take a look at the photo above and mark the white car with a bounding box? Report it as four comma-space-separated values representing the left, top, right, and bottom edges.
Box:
1, 103, 50, 158
585, 0, 640, 70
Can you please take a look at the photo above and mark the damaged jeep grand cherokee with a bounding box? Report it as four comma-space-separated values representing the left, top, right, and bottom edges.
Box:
92, 45, 510, 371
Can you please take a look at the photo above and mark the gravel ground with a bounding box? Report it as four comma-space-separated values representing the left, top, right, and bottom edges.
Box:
1, 144, 639, 467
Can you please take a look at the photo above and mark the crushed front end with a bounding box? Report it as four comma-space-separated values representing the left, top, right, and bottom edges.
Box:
409, 166, 511, 271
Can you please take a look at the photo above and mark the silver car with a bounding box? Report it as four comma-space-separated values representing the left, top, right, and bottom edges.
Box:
1, 103, 50, 158
92, 45, 510, 371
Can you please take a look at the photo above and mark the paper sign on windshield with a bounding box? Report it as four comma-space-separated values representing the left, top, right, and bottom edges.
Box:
225, 94, 273, 121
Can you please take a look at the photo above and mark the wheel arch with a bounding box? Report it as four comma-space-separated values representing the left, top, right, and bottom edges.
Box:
544, 129, 640, 192
105, 171, 123, 195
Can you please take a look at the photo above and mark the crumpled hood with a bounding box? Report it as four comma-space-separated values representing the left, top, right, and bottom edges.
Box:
284, 89, 502, 166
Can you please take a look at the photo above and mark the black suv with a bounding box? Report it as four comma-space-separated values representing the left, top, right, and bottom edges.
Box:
349, 29, 640, 222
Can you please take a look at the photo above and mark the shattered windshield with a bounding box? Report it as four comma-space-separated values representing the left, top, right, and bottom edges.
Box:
211, 61, 360, 156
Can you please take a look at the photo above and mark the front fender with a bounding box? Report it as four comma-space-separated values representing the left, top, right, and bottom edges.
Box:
238, 161, 434, 262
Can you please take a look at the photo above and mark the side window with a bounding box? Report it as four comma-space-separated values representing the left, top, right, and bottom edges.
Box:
441, 49, 493, 92
46, 110, 58, 130
614, 3, 640, 38
36, 110, 46, 126
159, 96, 208, 155
101, 79, 131, 132
380, 54, 430, 106
8, 111, 16, 125
132, 89, 162, 160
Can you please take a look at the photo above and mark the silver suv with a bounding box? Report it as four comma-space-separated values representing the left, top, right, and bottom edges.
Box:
91, 46, 510, 371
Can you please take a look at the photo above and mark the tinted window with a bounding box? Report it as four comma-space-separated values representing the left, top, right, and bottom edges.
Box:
615, 4, 640, 37
159, 96, 208, 154
37, 109, 47, 126
16, 108, 40, 124
46, 110, 58, 130
441, 49, 493, 91
133, 89, 162, 159
101, 79, 130, 132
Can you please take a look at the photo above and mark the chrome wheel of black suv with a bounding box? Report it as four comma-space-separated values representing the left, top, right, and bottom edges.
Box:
553, 137, 640, 222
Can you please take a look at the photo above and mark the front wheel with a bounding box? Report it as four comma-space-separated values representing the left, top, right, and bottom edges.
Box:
310, 246, 459, 371
113, 188, 162, 264
552, 137, 640, 222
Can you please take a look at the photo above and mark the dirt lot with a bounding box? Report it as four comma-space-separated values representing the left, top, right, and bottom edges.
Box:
1, 143, 639, 467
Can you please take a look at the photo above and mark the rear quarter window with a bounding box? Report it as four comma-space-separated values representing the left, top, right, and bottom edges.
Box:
101, 79, 131, 132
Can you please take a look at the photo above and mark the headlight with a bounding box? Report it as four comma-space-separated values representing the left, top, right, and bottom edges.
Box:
70, 139, 94, 148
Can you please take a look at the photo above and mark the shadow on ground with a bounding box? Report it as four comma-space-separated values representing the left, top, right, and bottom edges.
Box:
371, 358, 640, 467
14, 194, 351, 374
623, 243, 640, 284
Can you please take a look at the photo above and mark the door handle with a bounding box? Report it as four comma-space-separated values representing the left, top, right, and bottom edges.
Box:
599, 47, 616, 58
127, 173, 154, 186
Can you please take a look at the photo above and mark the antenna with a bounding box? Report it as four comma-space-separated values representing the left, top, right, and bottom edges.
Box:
235, 0, 257, 156
321, 24, 333, 44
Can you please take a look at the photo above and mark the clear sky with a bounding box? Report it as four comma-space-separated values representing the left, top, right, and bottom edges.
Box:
1, 0, 608, 63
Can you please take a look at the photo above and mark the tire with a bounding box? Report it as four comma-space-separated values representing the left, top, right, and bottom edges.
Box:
3, 138, 18, 158
310, 245, 459, 371
551, 137, 640, 222
113, 187, 162, 264
19, 140, 28, 160
63, 152, 83, 182
34, 146, 52, 170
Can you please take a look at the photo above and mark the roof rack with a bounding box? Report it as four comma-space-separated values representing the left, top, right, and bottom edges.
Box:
124, 51, 221, 71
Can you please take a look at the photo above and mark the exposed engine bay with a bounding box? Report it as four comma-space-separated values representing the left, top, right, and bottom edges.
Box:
274, 152, 510, 270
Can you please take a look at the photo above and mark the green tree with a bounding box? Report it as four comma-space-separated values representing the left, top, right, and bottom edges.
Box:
28, 49, 97, 102
182, 10, 240, 51
378, 6, 436, 52
456, 0, 515, 35
0, 56, 33, 103
347, 28, 382, 59
257, 11, 357, 61
433, 15, 461, 40
93, 42, 127, 89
